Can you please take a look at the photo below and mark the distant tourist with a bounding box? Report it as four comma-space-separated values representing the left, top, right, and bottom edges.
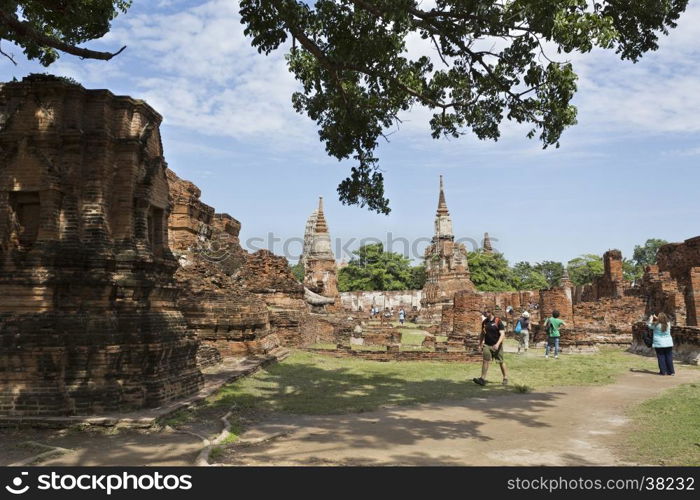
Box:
516, 311, 531, 354
473, 309, 509, 386
647, 313, 675, 376
543, 310, 566, 359
398, 308, 406, 325
381, 307, 392, 325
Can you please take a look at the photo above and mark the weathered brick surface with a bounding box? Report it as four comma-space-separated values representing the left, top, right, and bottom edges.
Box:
630, 322, 700, 365
304, 347, 482, 363
420, 177, 474, 320
656, 237, 700, 326
636, 265, 686, 325
167, 169, 276, 359
0, 76, 202, 416
239, 250, 309, 346
572, 296, 645, 344
301, 198, 339, 304
539, 286, 573, 325
440, 305, 453, 336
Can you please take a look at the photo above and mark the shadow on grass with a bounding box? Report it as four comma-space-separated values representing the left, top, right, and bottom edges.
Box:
209, 358, 561, 428
629, 368, 661, 375
216, 360, 566, 465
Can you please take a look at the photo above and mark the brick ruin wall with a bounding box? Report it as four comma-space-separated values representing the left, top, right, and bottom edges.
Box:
0, 76, 203, 417
626, 237, 700, 363
656, 236, 700, 326
340, 290, 423, 313
238, 249, 310, 347
572, 296, 646, 344
168, 172, 348, 353
167, 169, 278, 358
630, 323, 700, 365
0, 77, 354, 417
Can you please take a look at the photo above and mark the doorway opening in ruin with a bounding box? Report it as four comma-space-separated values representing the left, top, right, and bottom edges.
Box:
148, 206, 165, 255
10, 191, 40, 248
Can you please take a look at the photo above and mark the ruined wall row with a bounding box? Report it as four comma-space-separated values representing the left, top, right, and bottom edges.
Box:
656, 237, 700, 326
167, 170, 282, 357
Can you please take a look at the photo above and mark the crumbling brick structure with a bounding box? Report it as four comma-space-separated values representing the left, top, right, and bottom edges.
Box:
168, 170, 285, 357
168, 171, 337, 352
420, 176, 474, 321
0, 76, 203, 416
577, 250, 625, 301
626, 237, 700, 364
301, 197, 339, 302
655, 236, 700, 326
631, 323, 700, 365
239, 249, 309, 346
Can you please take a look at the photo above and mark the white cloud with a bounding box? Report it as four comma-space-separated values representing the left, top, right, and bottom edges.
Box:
4, 0, 697, 156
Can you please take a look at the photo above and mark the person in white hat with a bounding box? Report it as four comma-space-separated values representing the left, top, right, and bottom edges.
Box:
516, 311, 531, 354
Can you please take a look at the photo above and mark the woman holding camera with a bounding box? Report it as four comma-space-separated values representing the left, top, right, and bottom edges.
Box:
647, 313, 674, 376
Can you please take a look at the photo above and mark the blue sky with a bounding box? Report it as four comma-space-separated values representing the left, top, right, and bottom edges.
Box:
1, 0, 698, 265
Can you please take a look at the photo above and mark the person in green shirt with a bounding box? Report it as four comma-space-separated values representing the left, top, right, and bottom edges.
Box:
544, 310, 566, 359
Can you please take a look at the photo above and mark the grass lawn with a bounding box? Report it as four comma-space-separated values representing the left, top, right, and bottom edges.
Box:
203, 347, 661, 415
400, 329, 428, 345
621, 383, 700, 466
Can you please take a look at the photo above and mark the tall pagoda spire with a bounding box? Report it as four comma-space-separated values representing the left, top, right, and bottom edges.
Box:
314, 196, 329, 233
437, 175, 449, 216
483, 232, 493, 254
433, 175, 454, 240
309, 196, 334, 259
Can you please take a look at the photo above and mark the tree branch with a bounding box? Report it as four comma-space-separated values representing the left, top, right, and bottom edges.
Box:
0, 9, 126, 61
0, 40, 18, 65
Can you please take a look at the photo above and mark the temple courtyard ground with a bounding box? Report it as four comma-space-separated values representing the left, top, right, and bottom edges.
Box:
1, 346, 698, 467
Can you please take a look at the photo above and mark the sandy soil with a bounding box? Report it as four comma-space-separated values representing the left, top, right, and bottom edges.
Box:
221, 367, 699, 466
1, 365, 696, 466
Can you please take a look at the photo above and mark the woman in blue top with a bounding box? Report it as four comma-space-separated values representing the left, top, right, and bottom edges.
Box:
647, 313, 674, 376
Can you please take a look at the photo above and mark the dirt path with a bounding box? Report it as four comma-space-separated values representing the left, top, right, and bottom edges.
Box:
0, 427, 205, 466
2, 365, 696, 466
222, 367, 699, 466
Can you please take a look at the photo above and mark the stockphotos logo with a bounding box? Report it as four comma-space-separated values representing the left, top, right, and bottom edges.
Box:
3, 471, 193, 496
5, 472, 29, 495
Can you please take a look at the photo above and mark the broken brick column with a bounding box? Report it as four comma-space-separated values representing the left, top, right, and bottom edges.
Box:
453, 290, 486, 346
687, 267, 700, 327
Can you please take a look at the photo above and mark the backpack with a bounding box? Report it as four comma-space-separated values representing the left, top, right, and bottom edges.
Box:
642, 328, 654, 348
545, 319, 553, 336
514, 320, 522, 334
482, 317, 502, 332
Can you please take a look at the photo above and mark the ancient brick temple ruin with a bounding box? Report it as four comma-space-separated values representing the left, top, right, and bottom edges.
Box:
1, 76, 697, 419
0, 77, 349, 418
300, 197, 339, 310
443, 244, 700, 359
629, 237, 700, 363
338, 175, 699, 361
0, 76, 202, 416
419, 176, 474, 321
166, 170, 279, 363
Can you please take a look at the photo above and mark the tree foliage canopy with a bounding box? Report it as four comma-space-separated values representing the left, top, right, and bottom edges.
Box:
632, 238, 668, 268
532, 260, 565, 288
338, 243, 424, 291
566, 253, 603, 286
468, 250, 515, 292
1, 1, 689, 213
0, 1, 131, 65
241, 0, 688, 213
511, 261, 549, 290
